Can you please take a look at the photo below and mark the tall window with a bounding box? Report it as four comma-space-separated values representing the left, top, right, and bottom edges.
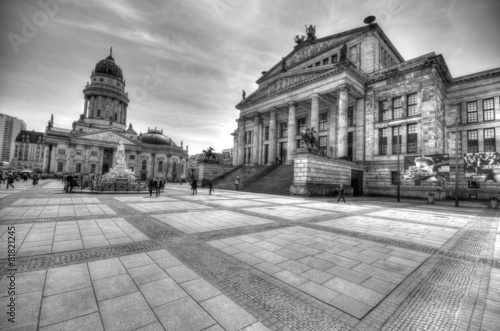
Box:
142, 160, 147, 171
379, 100, 389, 121
91, 151, 98, 157
331, 54, 338, 64
264, 126, 269, 140
319, 113, 327, 131
393, 97, 403, 119
407, 93, 418, 116
467, 130, 478, 153
75, 163, 81, 173
57, 162, 63, 172
296, 139, 305, 149
280, 123, 288, 138
245, 131, 253, 144
97, 109, 101, 117
297, 118, 306, 135
90, 164, 96, 173
379, 128, 388, 155
483, 99, 494, 121
391, 172, 398, 185
114, 112, 118, 120
467, 101, 478, 123
245, 147, 252, 164
348, 107, 354, 126
347, 132, 353, 160
407, 124, 418, 153
319, 136, 327, 154
76, 149, 83, 155
484, 128, 496, 152
392, 126, 402, 154
158, 161, 163, 172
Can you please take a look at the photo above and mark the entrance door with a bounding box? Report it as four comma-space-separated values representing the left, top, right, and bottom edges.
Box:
102, 148, 112, 174
102, 163, 109, 174
280, 142, 287, 164
264, 144, 269, 164
351, 170, 364, 196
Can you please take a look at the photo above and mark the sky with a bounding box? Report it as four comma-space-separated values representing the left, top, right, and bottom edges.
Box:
1, 0, 499, 155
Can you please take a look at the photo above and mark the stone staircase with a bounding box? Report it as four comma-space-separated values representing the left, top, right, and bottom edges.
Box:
214, 165, 268, 190
242, 165, 294, 195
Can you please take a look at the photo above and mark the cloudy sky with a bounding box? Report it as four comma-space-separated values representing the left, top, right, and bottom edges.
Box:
1, 0, 499, 154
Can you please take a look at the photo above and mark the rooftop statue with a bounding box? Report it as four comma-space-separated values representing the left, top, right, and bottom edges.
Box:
294, 35, 305, 44
281, 58, 287, 72
305, 25, 317, 41
202, 147, 217, 162
242, 90, 246, 100
340, 43, 348, 62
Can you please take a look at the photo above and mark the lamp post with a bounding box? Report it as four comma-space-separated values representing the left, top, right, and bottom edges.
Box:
397, 125, 401, 202
455, 116, 459, 207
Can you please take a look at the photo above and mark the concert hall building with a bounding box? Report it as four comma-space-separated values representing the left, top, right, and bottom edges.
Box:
232, 21, 500, 199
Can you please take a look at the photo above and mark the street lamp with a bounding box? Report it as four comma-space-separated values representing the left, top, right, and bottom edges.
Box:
397, 125, 401, 202
455, 116, 459, 207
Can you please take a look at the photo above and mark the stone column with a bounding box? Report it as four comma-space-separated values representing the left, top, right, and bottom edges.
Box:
97, 147, 103, 175
232, 133, 238, 166
269, 110, 277, 164
252, 115, 260, 165
329, 105, 337, 157
151, 153, 156, 177
337, 87, 348, 158
287, 102, 296, 163
401, 125, 407, 154
69, 144, 76, 172
238, 119, 245, 165
84, 146, 90, 173
83, 97, 88, 118
310, 94, 319, 140
112, 148, 117, 168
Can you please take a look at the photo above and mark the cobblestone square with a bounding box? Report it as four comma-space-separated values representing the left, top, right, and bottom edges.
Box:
0, 180, 498, 331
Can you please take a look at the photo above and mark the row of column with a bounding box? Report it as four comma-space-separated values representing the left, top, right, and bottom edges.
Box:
84, 96, 128, 124
235, 87, 350, 165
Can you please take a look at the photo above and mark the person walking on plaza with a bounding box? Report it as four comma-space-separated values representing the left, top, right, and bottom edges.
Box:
23, 174, 28, 183
208, 178, 214, 195
191, 178, 198, 195
0, 172, 4, 184
6, 173, 15, 189
148, 177, 155, 197
155, 177, 161, 197
234, 176, 240, 191
337, 184, 346, 203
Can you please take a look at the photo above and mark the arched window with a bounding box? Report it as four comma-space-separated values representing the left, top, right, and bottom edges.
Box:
142, 160, 147, 171
158, 161, 163, 172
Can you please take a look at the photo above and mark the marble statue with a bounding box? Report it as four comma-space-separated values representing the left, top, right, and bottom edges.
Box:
116, 140, 126, 166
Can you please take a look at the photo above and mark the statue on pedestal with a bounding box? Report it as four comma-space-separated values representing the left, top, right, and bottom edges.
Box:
305, 25, 317, 42
116, 140, 126, 166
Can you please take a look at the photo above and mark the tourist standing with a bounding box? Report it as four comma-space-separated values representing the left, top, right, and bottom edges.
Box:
234, 176, 240, 191
23, 174, 28, 183
191, 178, 198, 195
337, 184, 346, 203
6, 173, 15, 189
155, 177, 161, 197
148, 177, 155, 197
208, 179, 214, 195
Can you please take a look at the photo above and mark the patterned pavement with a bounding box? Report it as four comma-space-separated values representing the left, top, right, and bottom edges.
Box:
0, 179, 498, 331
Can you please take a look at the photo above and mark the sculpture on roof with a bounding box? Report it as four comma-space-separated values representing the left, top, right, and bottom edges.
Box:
72, 121, 76, 130
294, 35, 305, 44
47, 120, 52, 130
242, 90, 246, 100
281, 58, 287, 72
340, 43, 348, 62
202, 147, 217, 162
305, 25, 317, 42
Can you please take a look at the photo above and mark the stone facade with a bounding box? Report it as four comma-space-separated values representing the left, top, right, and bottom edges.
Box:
233, 22, 500, 199
12, 130, 45, 170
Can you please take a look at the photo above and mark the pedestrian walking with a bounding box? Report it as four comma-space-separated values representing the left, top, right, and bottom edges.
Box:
337, 184, 346, 203
191, 178, 198, 195
234, 176, 240, 191
23, 174, 28, 183
155, 177, 161, 197
6, 173, 15, 189
148, 177, 155, 197
208, 178, 214, 195
0, 172, 4, 184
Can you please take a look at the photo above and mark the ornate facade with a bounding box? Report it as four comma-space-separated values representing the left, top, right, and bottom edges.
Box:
12, 130, 45, 170
233, 21, 500, 198
44, 50, 188, 180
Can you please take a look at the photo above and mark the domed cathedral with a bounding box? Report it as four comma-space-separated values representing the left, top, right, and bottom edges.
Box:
43, 48, 188, 181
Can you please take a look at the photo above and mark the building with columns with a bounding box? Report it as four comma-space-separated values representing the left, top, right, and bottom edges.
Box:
233, 22, 500, 198
44, 50, 188, 181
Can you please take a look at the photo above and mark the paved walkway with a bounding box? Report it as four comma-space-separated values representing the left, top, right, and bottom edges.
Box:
0, 180, 498, 330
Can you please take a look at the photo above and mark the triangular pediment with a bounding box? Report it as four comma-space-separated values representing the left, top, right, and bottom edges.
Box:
74, 130, 138, 146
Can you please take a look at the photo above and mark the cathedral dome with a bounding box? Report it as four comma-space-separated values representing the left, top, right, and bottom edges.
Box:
94, 52, 123, 80
140, 128, 172, 145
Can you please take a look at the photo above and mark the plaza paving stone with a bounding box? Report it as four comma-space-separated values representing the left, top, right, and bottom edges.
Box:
152, 210, 274, 234
0, 179, 498, 330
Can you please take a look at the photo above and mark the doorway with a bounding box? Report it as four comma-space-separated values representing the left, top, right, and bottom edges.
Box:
102, 148, 112, 174
279, 142, 287, 164
351, 170, 364, 196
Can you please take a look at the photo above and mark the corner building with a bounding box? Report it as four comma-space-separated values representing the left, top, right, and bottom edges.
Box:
44, 51, 188, 181
233, 22, 500, 199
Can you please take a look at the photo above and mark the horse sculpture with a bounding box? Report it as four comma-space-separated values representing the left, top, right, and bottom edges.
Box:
301, 127, 323, 155
202, 147, 217, 162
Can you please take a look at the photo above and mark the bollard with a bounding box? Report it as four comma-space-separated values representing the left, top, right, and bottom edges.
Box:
490, 197, 497, 209
427, 192, 435, 204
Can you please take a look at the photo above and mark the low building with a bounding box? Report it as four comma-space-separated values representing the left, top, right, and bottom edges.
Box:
12, 130, 45, 171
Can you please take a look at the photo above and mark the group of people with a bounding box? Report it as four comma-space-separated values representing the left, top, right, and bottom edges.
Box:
0, 171, 41, 189
63, 174, 79, 193
148, 177, 166, 197
189, 178, 214, 195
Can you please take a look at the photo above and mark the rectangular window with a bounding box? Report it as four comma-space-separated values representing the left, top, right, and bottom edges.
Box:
331, 54, 338, 63
297, 118, 306, 135
483, 98, 494, 121
129, 155, 136, 160
322, 58, 329, 65
467, 130, 478, 153
392, 126, 402, 154
75, 163, 81, 173
348, 107, 354, 126
349, 46, 358, 63
315, 61, 321, 67
467, 101, 478, 123
407, 93, 418, 116
319, 136, 327, 154
57, 149, 66, 155
90, 164, 96, 174
407, 124, 418, 153
280, 122, 288, 138
296, 139, 305, 149
90, 151, 98, 157
264, 126, 269, 140
393, 97, 403, 119
468, 181, 480, 188
57, 162, 63, 172
347, 132, 353, 160
484, 128, 496, 152
76, 149, 83, 155
245, 131, 253, 144
379, 128, 388, 155
391, 172, 398, 185
379, 100, 389, 121
319, 113, 327, 131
